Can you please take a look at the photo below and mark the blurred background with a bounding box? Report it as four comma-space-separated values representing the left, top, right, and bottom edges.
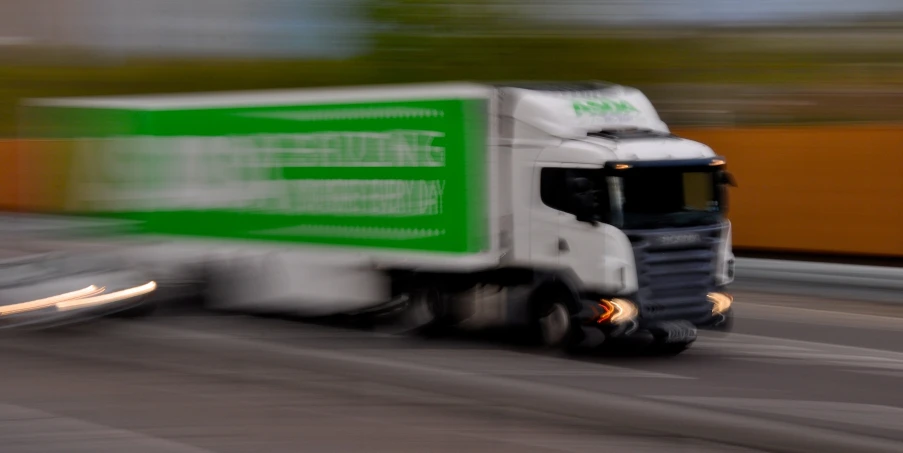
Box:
0, 3, 902, 453
2, 0, 903, 127
2, 0, 903, 259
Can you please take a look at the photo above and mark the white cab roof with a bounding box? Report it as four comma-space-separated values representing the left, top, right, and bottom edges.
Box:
500, 85, 670, 139
589, 136, 716, 162
541, 136, 716, 166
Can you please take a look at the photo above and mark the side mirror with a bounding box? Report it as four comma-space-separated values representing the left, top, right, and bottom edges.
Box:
575, 210, 598, 226
720, 171, 737, 187
574, 201, 596, 225
573, 196, 599, 226
568, 177, 599, 226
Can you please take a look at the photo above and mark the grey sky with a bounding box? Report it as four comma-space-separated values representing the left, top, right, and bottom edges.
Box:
2, 0, 901, 57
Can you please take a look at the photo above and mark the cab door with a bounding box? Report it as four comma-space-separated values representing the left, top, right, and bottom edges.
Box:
529, 162, 563, 270
553, 166, 610, 290
532, 161, 609, 281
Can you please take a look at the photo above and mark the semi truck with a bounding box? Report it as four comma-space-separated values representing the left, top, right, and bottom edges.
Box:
17, 81, 735, 353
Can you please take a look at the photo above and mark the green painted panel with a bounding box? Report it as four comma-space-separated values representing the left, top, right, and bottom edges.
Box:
28, 97, 490, 254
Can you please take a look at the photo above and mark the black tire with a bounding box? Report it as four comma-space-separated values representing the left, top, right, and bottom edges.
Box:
397, 287, 447, 337
530, 289, 578, 349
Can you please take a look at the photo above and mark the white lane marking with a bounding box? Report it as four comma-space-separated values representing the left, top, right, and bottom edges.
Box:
646, 397, 903, 432
55, 315, 903, 377
452, 428, 749, 453
696, 332, 903, 372
735, 303, 903, 332
846, 369, 903, 379
357, 349, 694, 380
109, 322, 694, 380
0, 403, 215, 453
113, 316, 397, 340
9, 325, 903, 453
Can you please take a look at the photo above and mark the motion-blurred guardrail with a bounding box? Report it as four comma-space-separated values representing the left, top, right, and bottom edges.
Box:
734, 258, 903, 302
0, 213, 133, 237
1, 214, 901, 303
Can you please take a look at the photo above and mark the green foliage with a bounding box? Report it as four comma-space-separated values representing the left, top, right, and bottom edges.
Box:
364, 0, 503, 33
0, 1, 901, 135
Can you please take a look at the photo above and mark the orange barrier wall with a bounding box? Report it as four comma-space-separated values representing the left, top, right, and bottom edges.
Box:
0, 140, 21, 210
3, 124, 903, 257
674, 124, 903, 257
0, 139, 81, 213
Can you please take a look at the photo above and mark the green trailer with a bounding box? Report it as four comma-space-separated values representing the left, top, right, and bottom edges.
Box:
20, 84, 493, 256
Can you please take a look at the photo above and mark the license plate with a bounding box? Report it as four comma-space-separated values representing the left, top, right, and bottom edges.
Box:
658, 321, 698, 343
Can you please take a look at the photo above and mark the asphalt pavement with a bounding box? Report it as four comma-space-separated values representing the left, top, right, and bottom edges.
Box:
0, 288, 901, 453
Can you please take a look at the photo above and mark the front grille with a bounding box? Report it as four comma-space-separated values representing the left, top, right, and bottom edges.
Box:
628, 225, 724, 324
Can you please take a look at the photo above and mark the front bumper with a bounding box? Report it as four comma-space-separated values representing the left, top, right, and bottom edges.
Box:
695, 307, 733, 332
573, 298, 733, 348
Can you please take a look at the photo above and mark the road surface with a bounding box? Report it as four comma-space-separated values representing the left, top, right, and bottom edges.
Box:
0, 289, 901, 453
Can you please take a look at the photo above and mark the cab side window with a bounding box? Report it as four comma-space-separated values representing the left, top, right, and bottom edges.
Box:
540, 168, 570, 212
540, 167, 610, 221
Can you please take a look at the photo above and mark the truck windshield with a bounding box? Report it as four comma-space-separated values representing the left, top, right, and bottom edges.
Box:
609, 167, 724, 230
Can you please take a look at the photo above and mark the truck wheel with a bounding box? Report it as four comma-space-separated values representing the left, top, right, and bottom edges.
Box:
531, 291, 576, 349
398, 287, 445, 336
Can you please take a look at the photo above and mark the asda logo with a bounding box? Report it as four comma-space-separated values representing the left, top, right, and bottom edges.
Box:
572, 99, 639, 117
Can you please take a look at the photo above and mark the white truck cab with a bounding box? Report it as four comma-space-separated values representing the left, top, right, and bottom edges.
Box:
437, 82, 736, 353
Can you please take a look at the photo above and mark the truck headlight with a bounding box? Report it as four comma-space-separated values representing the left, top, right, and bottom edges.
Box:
596, 298, 638, 325
707, 292, 733, 315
